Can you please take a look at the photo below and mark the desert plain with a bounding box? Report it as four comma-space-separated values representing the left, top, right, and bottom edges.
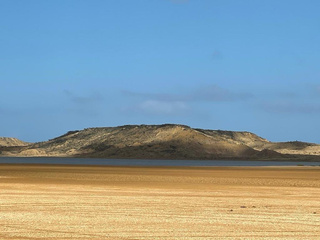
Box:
0, 164, 319, 239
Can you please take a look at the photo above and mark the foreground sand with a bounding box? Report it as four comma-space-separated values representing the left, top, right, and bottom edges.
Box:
0, 164, 319, 239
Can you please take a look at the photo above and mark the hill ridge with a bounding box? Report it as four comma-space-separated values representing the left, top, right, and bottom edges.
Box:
1, 124, 320, 160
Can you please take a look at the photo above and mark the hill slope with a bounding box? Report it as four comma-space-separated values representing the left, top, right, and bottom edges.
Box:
1, 124, 320, 160
0, 137, 29, 147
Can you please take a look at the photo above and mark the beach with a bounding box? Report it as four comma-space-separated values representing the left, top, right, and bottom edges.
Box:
0, 164, 319, 239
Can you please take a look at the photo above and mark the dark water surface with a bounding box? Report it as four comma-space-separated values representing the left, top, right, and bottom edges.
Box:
0, 157, 319, 167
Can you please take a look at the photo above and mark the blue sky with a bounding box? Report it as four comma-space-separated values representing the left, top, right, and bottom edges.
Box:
1, 0, 320, 143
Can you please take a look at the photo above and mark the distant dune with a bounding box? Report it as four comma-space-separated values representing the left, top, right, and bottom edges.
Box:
1, 124, 320, 160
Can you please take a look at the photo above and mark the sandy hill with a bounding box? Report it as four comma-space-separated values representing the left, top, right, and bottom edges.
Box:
0, 137, 29, 147
1, 124, 320, 160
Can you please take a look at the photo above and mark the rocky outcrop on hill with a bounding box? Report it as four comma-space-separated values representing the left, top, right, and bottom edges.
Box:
1, 124, 320, 160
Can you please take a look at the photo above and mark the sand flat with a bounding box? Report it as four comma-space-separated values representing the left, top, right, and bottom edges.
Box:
0, 165, 319, 239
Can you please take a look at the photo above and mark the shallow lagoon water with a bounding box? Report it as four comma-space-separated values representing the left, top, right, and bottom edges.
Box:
0, 157, 319, 167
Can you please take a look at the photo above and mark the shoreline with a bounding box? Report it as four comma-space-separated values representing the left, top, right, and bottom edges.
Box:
0, 162, 319, 168
1, 156, 320, 168
2, 155, 320, 162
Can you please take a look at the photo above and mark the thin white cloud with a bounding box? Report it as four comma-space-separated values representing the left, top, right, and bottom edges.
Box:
123, 84, 253, 103
63, 90, 103, 116
190, 85, 252, 102
261, 101, 320, 114
64, 90, 102, 105
139, 100, 188, 115
122, 85, 253, 116
168, 0, 189, 4
211, 50, 223, 60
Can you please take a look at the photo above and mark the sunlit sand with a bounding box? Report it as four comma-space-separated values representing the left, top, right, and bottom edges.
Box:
0, 165, 319, 239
